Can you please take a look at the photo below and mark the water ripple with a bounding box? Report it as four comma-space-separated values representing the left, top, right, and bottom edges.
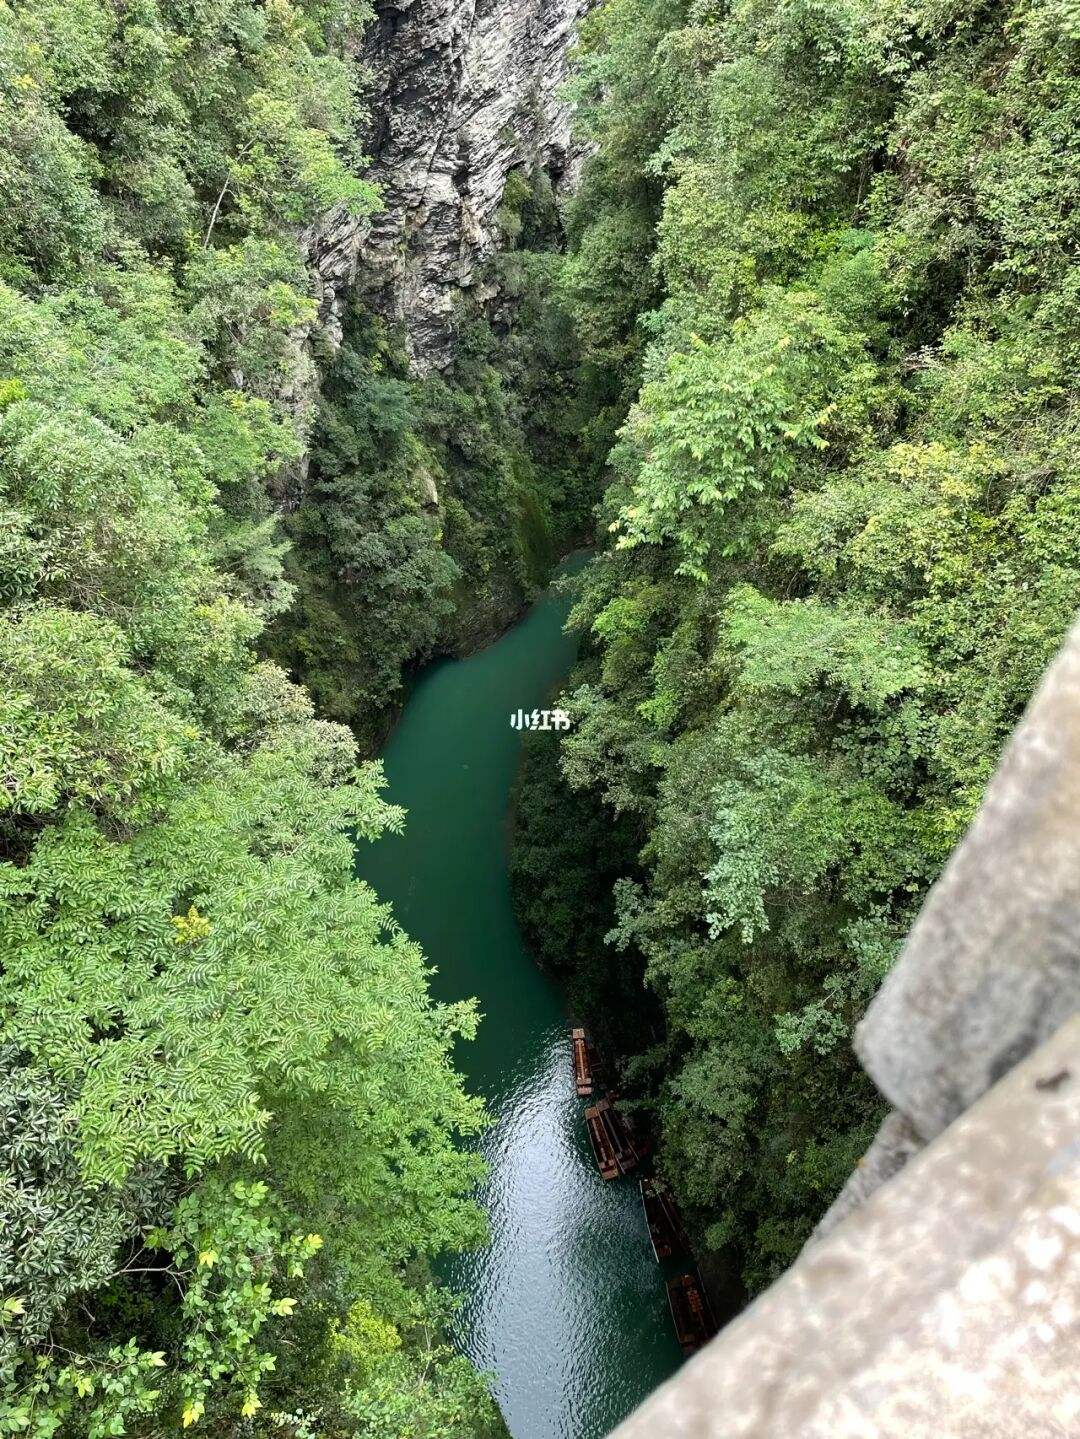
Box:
444, 1029, 681, 1438
360, 563, 682, 1438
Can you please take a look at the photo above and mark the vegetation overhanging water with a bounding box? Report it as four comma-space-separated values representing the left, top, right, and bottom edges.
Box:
358, 561, 683, 1438
2, 0, 1076, 1431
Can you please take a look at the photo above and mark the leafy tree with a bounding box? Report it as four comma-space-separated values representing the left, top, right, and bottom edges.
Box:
0, 0, 507, 1431
538, 0, 1080, 1295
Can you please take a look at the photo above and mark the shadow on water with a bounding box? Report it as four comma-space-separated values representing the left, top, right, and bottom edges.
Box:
356, 558, 683, 1438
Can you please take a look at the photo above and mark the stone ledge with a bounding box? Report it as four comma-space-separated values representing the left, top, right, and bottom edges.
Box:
610, 1017, 1080, 1439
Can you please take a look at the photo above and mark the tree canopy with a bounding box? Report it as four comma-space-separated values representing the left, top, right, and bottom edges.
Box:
0, 0, 506, 1433
534, 0, 1080, 1293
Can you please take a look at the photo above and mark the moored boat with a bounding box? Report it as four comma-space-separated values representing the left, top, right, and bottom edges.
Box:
572, 1026, 594, 1096
666, 1271, 717, 1357
585, 1103, 620, 1179
597, 1095, 641, 1176
640, 1178, 689, 1262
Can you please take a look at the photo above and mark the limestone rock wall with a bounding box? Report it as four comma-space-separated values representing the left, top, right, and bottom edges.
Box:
279, 0, 588, 499
357, 0, 591, 372
305, 0, 590, 378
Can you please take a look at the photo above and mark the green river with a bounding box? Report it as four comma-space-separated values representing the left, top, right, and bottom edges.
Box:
358, 560, 683, 1438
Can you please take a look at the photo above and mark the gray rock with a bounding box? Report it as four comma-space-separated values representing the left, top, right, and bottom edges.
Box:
356, 0, 592, 372
612, 1018, 1080, 1439
417, 465, 440, 511
279, 0, 591, 499
809, 1110, 923, 1242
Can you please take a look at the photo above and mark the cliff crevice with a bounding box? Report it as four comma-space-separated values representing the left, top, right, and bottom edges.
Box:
303, 0, 589, 385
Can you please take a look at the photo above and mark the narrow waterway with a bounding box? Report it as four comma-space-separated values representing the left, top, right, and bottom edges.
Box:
358, 560, 683, 1438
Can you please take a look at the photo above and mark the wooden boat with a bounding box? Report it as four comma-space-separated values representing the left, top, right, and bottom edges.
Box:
640, 1178, 689, 1262
596, 1096, 641, 1176
666, 1271, 717, 1357
572, 1027, 594, 1097
585, 1104, 620, 1180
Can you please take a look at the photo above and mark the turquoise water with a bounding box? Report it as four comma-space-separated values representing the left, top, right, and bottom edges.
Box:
358, 564, 682, 1438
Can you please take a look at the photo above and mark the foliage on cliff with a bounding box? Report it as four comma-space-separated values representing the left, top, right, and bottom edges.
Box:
540, 0, 1080, 1291
268, 166, 593, 741
0, 0, 505, 1433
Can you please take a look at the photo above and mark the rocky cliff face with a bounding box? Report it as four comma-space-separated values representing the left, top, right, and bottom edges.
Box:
358, 0, 590, 371
306, 0, 590, 377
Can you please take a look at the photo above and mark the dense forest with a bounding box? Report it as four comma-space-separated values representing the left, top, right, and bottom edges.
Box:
1, 0, 1077, 1432
514, 0, 1079, 1298
0, 0, 514, 1432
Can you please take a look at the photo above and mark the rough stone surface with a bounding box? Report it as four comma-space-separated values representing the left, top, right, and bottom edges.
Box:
611, 1018, 1080, 1439
280, 0, 590, 497
810, 1109, 923, 1242
300, 0, 590, 378
275, 205, 374, 501
856, 616, 1080, 1143
304, 202, 372, 362
356, 0, 592, 371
